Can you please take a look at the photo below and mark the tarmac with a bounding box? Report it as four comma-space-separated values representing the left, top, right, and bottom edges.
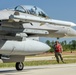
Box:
0, 63, 76, 75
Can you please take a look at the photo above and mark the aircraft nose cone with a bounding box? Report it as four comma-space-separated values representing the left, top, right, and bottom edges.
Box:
65, 28, 76, 37
71, 32, 76, 36
72, 29, 76, 36
74, 32, 76, 36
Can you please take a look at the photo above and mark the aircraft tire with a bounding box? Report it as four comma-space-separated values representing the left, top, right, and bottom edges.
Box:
15, 62, 24, 71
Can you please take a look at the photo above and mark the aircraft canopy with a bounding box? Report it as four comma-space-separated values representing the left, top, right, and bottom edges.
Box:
14, 5, 49, 18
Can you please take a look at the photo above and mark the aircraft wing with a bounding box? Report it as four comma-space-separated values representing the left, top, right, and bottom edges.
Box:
0, 17, 58, 40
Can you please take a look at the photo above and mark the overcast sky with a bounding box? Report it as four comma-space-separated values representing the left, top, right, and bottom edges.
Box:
0, 0, 76, 42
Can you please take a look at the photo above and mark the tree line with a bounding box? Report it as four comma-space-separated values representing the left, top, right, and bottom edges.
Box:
46, 40, 76, 53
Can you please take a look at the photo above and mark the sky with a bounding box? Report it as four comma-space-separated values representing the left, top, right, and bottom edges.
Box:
0, 0, 76, 43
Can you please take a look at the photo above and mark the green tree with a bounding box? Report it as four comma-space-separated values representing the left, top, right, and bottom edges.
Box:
70, 40, 76, 50
45, 40, 51, 46
46, 40, 54, 53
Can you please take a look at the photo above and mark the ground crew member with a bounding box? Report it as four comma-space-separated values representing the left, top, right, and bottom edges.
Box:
54, 41, 64, 63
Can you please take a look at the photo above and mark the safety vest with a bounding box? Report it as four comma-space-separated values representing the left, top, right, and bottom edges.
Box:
55, 44, 62, 52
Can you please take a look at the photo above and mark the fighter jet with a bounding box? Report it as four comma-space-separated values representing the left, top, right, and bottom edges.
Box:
0, 5, 76, 71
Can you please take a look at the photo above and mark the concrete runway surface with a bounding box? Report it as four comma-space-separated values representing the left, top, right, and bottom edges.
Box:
0, 63, 76, 75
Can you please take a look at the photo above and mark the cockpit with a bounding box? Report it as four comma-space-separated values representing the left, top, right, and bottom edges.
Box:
14, 5, 49, 18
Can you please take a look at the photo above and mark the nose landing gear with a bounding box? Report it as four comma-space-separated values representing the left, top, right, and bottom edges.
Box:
15, 62, 24, 71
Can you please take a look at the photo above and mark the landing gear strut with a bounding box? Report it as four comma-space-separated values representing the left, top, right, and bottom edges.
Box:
15, 62, 24, 71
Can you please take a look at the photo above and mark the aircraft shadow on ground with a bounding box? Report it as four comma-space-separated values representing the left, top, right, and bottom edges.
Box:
0, 69, 16, 73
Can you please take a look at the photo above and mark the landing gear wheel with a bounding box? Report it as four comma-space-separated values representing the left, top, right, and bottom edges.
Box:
15, 62, 24, 71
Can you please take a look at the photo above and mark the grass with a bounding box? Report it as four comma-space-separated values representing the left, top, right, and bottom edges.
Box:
0, 63, 15, 68
63, 55, 76, 58
24, 60, 57, 66
0, 59, 76, 68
